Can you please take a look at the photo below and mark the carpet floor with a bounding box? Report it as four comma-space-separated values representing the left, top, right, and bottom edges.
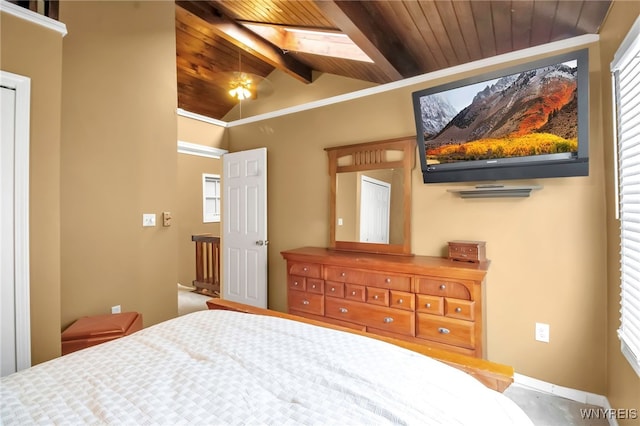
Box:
177, 283, 212, 316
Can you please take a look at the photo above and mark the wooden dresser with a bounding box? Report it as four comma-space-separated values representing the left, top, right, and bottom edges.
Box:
281, 247, 490, 358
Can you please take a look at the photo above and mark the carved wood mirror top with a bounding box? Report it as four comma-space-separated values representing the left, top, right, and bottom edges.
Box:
325, 136, 415, 256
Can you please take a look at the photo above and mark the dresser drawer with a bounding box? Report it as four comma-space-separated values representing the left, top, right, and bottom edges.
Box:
390, 290, 414, 311
324, 267, 410, 291
315, 315, 366, 332
416, 314, 475, 349
288, 290, 324, 315
306, 278, 324, 294
325, 298, 414, 336
289, 262, 322, 278
366, 287, 389, 306
363, 272, 410, 291
325, 267, 365, 283
445, 298, 475, 321
325, 281, 344, 298
415, 277, 472, 300
288, 275, 307, 291
289, 276, 324, 294
345, 283, 366, 302
416, 294, 444, 315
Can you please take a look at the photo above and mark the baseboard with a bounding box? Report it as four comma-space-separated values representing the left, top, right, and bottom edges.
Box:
513, 373, 617, 426
177, 282, 196, 291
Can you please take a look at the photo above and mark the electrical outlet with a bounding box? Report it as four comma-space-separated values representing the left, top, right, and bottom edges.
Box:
111, 305, 121, 314
535, 322, 550, 343
142, 213, 156, 227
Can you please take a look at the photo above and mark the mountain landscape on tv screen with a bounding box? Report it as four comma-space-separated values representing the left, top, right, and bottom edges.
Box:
420, 62, 578, 164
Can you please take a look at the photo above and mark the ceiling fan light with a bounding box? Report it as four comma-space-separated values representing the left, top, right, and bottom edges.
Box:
229, 85, 252, 100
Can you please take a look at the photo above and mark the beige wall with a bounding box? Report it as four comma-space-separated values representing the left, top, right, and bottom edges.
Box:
600, 2, 640, 422
178, 115, 228, 150
59, 1, 178, 329
1, 11, 64, 364
227, 44, 612, 393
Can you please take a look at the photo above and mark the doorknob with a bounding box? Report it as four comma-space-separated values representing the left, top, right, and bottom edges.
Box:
255, 240, 269, 246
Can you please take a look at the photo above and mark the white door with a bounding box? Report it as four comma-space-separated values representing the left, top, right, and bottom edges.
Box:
359, 175, 391, 244
1, 85, 17, 376
222, 148, 268, 308
1, 71, 31, 376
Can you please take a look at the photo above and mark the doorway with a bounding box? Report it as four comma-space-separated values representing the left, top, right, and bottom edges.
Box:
1, 70, 31, 376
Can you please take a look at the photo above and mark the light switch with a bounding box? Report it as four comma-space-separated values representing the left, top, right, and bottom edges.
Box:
162, 211, 172, 227
142, 213, 156, 227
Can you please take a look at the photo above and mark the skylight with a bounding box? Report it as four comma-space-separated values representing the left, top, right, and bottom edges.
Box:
242, 23, 373, 63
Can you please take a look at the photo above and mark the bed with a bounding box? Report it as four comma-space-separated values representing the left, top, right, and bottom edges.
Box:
1, 306, 533, 425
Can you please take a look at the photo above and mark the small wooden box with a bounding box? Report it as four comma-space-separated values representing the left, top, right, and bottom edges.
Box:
448, 240, 486, 263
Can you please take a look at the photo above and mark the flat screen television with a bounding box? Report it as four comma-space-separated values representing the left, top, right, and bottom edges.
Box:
411, 49, 589, 184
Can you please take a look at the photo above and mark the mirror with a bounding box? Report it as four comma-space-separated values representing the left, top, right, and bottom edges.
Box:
335, 170, 404, 245
326, 137, 415, 256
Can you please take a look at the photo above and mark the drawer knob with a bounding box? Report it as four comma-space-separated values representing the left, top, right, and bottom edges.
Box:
351, 291, 356, 296
339, 307, 348, 313
341, 272, 346, 277
330, 287, 335, 292
302, 300, 310, 305
383, 317, 394, 324
293, 281, 299, 286
373, 295, 379, 300
426, 303, 431, 308
440, 284, 446, 290
455, 307, 462, 313
438, 327, 450, 334
303, 267, 308, 272
398, 298, 404, 304
311, 284, 316, 289
385, 278, 391, 283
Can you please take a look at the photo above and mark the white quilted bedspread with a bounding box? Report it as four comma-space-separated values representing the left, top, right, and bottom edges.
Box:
1, 310, 533, 425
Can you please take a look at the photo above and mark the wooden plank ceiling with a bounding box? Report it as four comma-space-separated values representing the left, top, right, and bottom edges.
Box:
176, 0, 612, 120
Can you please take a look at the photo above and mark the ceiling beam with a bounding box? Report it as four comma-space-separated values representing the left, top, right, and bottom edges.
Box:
314, 1, 420, 80
176, 1, 313, 84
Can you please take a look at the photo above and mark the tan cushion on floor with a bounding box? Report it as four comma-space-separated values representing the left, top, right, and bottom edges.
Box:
61, 312, 142, 355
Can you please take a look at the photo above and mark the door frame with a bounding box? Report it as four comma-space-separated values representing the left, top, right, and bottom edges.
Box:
1, 70, 31, 372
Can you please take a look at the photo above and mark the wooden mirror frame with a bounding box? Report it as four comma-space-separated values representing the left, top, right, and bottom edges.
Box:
325, 136, 415, 256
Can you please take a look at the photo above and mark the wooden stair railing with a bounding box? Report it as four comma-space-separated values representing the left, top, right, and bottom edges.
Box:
8, 1, 59, 20
191, 234, 221, 296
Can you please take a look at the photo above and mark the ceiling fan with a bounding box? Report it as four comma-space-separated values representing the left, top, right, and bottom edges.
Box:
212, 52, 274, 102
218, 70, 274, 101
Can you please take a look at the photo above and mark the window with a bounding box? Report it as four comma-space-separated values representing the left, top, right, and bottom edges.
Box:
612, 16, 640, 377
203, 174, 221, 223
